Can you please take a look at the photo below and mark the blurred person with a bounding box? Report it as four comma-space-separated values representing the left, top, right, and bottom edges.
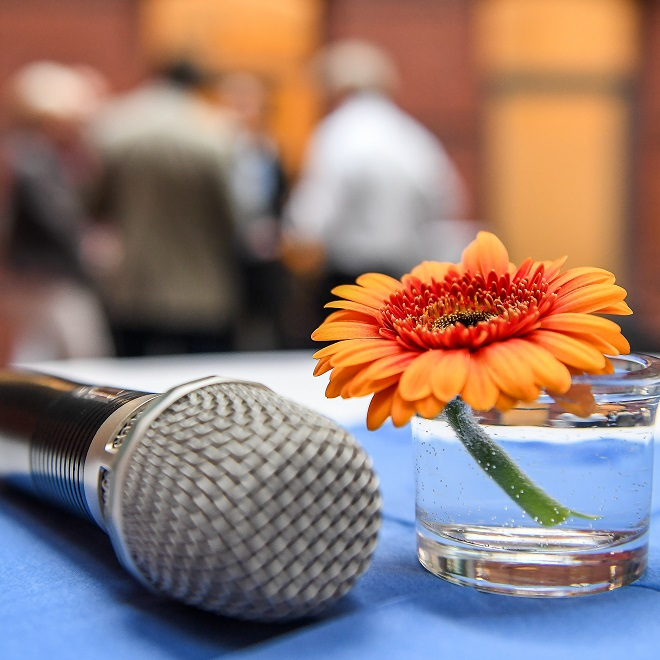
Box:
219, 71, 288, 350
87, 58, 240, 357
0, 61, 114, 362
284, 39, 468, 300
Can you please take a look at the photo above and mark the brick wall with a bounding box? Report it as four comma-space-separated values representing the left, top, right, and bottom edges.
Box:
0, 0, 145, 101
632, 0, 660, 347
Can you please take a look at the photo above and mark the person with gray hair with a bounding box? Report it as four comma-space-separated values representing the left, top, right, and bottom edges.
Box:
284, 39, 467, 297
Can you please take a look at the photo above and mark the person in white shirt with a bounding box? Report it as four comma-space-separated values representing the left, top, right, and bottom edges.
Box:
284, 39, 468, 292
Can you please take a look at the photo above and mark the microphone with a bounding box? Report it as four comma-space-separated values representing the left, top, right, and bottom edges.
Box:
0, 371, 381, 621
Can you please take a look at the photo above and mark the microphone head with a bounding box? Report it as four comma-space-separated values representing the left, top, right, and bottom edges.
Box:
104, 377, 381, 621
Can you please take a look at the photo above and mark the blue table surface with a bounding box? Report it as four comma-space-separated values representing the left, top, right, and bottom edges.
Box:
1, 421, 658, 660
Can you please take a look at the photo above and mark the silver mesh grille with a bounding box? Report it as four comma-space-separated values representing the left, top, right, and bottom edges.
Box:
111, 381, 381, 621
100, 401, 151, 516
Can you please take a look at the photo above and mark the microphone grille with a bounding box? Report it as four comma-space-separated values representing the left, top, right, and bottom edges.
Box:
107, 380, 381, 621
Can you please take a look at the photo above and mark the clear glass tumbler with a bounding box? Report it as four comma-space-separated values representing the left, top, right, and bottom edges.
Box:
414, 353, 660, 597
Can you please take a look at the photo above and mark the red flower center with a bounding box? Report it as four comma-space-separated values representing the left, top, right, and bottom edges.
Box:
379, 268, 553, 351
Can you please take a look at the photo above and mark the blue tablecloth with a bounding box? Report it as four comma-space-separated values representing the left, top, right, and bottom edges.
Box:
1, 421, 658, 659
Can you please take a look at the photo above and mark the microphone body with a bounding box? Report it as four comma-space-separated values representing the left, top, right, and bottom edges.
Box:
0, 372, 381, 621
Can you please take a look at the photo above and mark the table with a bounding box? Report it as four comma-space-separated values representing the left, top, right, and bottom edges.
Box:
1, 351, 658, 659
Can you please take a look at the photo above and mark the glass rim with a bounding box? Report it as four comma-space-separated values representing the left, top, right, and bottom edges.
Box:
570, 352, 660, 388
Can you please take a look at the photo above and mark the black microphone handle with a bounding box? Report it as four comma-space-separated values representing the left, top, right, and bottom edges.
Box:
0, 371, 154, 523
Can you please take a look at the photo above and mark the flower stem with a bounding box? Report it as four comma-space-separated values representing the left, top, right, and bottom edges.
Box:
443, 397, 598, 527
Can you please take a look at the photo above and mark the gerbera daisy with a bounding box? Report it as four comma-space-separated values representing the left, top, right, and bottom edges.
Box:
312, 231, 631, 430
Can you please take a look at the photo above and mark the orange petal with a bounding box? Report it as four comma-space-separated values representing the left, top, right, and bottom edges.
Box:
390, 390, 417, 427
314, 338, 377, 359
355, 350, 417, 382
347, 352, 416, 397
460, 231, 510, 276
355, 272, 402, 296
325, 365, 364, 398
346, 373, 401, 398
541, 312, 621, 334
513, 257, 536, 281
551, 284, 628, 315
540, 313, 630, 355
367, 385, 397, 430
415, 395, 445, 420
330, 340, 402, 367
324, 299, 380, 318
330, 284, 388, 309
398, 350, 441, 401
313, 357, 333, 376
529, 330, 607, 372
481, 342, 540, 401
509, 339, 572, 394
459, 351, 500, 411
599, 357, 616, 374
547, 267, 615, 294
597, 301, 633, 315
312, 321, 381, 341
551, 383, 597, 418
318, 309, 373, 326
408, 261, 453, 283
565, 333, 619, 357
543, 255, 568, 280
495, 391, 518, 411
430, 349, 470, 402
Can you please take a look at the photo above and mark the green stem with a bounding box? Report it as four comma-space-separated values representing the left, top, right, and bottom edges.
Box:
443, 397, 598, 527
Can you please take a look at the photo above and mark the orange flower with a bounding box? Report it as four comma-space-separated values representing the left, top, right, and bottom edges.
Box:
312, 231, 631, 430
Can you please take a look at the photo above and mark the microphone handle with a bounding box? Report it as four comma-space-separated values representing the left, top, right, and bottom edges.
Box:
0, 371, 155, 525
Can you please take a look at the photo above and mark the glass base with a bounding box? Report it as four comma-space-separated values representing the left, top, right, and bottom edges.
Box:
417, 525, 648, 597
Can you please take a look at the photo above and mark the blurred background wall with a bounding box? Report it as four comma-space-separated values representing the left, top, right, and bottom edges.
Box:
0, 0, 144, 101
140, 0, 324, 176
0, 0, 658, 349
